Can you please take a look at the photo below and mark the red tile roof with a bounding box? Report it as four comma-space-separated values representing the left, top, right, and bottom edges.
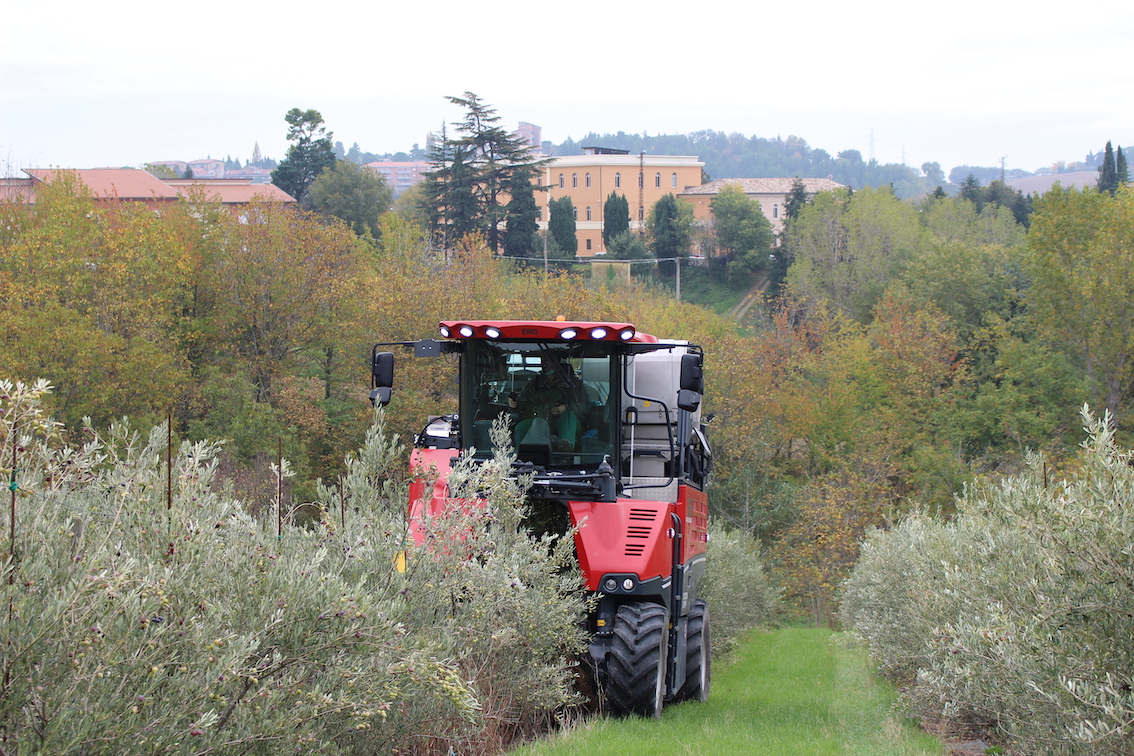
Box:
25, 168, 180, 200
162, 179, 296, 204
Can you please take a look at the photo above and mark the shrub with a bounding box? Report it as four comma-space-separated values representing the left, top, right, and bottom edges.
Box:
698, 522, 778, 654
841, 407, 1134, 755
0, 382, 585, 755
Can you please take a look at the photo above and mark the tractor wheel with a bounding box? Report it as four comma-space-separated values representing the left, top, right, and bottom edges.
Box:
676, 599, 711, 703
601, 602, 669, 718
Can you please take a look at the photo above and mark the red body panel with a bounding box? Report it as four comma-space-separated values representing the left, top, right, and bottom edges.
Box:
567, 483, 702, 593
408, 444, 700, 590
677, 486, 709, 563
407, 448, 462, 546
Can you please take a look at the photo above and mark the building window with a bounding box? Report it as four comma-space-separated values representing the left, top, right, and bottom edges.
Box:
572, 173, 578, 188
585, 172, 591, 188
537, 208, 542, 221
638, 173, 644, 189
573, 207, 578, 220
586, 206, 592, 221
615, 172, 621, 188
639, 206, 644, 220
655, 172, 661, 188
671, 172, 678, 188
558, 173, 564, 189
586, 238, 592, 250
773, 204, 779, 219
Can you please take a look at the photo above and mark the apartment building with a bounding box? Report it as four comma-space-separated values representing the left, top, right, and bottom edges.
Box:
365, 161, 430, 196
536, 147, 704, 256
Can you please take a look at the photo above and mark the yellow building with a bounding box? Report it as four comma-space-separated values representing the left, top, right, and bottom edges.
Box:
536, 147, 704, 257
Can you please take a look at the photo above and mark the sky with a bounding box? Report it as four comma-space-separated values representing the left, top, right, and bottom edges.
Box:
3, 0, 1132, 179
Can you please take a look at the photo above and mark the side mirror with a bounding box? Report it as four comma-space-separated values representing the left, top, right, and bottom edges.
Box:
677, 388, 701, 413
680, 353, 703, 394
372, 351, 394, 387
370, 351, 395, 407
678, 353, 703, 411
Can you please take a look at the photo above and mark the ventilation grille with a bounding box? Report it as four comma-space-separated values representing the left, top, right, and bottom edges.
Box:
625, 508, 659, 556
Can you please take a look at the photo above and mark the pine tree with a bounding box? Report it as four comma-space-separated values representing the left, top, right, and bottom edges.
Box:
959, 174, 984, 212
422, 125, 482, 246
424, 93, 550, 251
271, 108, 337, 202
1118, 146, 1129, 188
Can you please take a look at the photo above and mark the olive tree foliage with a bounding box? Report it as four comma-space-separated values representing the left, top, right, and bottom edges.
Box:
785, 187, 924, 322
842, 407, 1134, 755
305, 160, 394, 238
0, 384, 587, 755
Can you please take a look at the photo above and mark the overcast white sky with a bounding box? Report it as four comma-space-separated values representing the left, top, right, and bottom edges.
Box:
3, 0, 1131, 178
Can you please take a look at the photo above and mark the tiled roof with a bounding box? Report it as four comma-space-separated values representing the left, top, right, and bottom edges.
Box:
0, 178, 35, 202
25, 168, 180, 200
679, 177, 845, 196
162, 179, 296, 203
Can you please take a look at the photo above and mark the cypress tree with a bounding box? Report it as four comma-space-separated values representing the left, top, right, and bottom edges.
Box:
503, 167, 540, 258
783, 177, 809, 220
1098, 140, 1117, 195
602, 192, 630, 245
1118, 146, 1129, 188
548, 197, 577, 258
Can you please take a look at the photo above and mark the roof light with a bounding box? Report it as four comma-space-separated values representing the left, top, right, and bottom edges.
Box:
484, 327, 501, 339
439, 326, 451, 338
589, 327, 608, 340
618, 328, 635, 340
458, 325, 474, 338
559, 328, 578, 340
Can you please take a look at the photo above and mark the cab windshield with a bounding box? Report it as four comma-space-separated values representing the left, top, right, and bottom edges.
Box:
462, 340, 618, 468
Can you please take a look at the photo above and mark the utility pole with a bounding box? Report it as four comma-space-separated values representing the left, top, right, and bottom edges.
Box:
638, 151, 645, 236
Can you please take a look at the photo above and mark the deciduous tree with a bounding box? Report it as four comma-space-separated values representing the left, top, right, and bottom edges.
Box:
305, 159, 393, 238
710, 184, 774, 280
1026, 186, 1134, 420
786, 187, 923, 322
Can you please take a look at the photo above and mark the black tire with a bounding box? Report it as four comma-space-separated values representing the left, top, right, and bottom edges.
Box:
600, 602, 669, 718
676, 599, 711, 703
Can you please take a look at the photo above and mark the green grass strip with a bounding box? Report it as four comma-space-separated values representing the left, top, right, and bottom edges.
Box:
510, 627, 942, 756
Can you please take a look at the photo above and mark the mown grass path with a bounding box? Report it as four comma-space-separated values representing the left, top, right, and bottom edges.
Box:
510, 627, 943, 756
